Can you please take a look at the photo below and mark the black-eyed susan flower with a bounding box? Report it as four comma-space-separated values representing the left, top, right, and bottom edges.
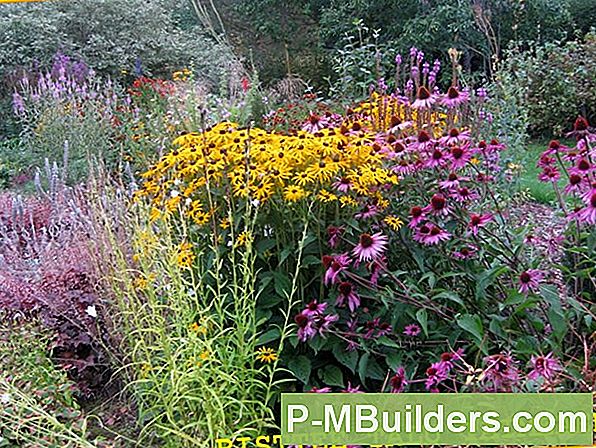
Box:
284, 185, 306, 202
256, 347, 278, 363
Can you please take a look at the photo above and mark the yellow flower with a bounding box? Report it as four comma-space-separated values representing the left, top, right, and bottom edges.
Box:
149, 207, 162, 223
235, 231, 252, 248
384, 215, 403, 231
316, 189, 337, 203
339, 196, 358, 208
177, 242, 195, 268
199, 350, 210, 361
284, 185, 307, 202
220, 217, 230, 229
256, 347, 278, 363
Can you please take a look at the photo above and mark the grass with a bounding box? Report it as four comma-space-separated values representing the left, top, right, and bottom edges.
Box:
513, 139, 572, 205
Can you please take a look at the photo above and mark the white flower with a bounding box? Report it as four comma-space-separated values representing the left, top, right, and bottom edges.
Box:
86, 305, 97, 318
170, 190, 180, 198
1, 393, 11, 404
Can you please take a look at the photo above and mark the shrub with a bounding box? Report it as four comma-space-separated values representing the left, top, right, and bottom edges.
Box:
494, 33, 596, 137
0, 0, 235, 86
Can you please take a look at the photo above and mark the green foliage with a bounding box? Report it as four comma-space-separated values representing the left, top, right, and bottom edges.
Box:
495, 33, 596, 136
0, 0, 234, 85
0, 319, 91, 447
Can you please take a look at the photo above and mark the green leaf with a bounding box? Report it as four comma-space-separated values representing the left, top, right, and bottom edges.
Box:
416, 308, 428, 336
257, 328, 280, 346
433, 291, 464, 306
457, 314, 484, 346
319, 365, 344, 388
475, 265, 508, 300
385, 351, 403, 371
332, 343, 358, 373
273, 271, 291, 298
288, 356, 311, 384
358, 353, 385, 386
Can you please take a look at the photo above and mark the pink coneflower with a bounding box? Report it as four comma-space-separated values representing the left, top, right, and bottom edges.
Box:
537, 153, 556, 168
352, 232, 388, 262
528, 353, 562, 381
295, 312, 317, 341
439, 172, 467, 189
414, 224, 451, 245
343, 382, 363, 393
336, 281, 360, 312
425, 147, 447, 168
355, 204, 380, 220
576, 191, 596, 225
453, 245, 478, 260
408, 206, 426, 228
376, 322, 392, 337
441, 86, 469, 108
389, 367, 407, 393
538, 166, 561, 182
327, 226, 344, 248
467, 213, 493, 236
403, 323, 421, 336
302, 113, 328, 133
542, 139, 568, 156
310, 386, 332, 393
412, 86, 436, 109
425, 362, 449, 390
440, 128, 471, 145
332, 176, 352, 192
317, 313, 339, 336
570, 158, 593, 176
452, 186, 479, 203
518, 269, 544, 295
412, 130, 434, 151
323, 253, 350, 285
424, 193, 451, 216
483, 353, 520, 391
563, 174, 586, 195
303, 300, 327, 317
392, 159, 416, 176
449, 145, 472, 170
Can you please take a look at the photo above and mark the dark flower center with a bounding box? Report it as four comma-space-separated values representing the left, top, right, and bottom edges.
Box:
309, 114, 320, 124
322, 255, 333, 268
426, 367, 438, 376
490, 139, 499, 146
451, 146, 464, 159
549, 140, 560, 150
460, 248, 470, 256
417, 86, 431, 100
430, 226, 441, 236
431, 194, 446, 210
459, 187, 470, 196
448, 173, 458, 181
441, 352, 454, 362
478, 140, 487, 149
591, 193, 596, 208
569, 174, 582, 185
449, 128, 459, 138
294, 313, 308, 328
577, 159, 590, 171
352, 122, 362, 132
418, 131, 430, 143
447, 86, 459, 99
432, 149, 443, 160
307, 301, 318, 311
390, 115, 402, 128
520, 272, 531, 284
331, 261, 342, 272
339, 282, 352, 295
419, 224, 430, 234
360, 233, 374, 248
471, 215, 481, 225
411, 206, 423, 218
574, 116, 589, 131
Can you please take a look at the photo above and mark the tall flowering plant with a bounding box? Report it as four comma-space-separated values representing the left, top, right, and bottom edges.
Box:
137, 49, 590, 395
